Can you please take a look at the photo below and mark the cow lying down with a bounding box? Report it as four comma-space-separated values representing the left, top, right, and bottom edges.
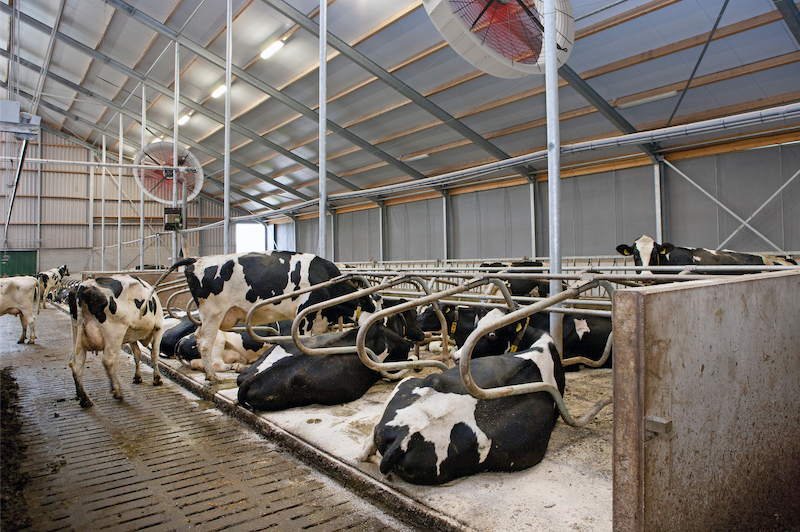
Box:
362, 330, 565, 485
236, 323, 414, 411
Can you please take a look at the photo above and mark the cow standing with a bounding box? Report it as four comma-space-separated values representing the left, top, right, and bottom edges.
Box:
37, 264, 69, 311
363, 332, 565, 485
69, 275, 164, 408
616, 235, 797, 274
146, 251, 376, 382
0, 276, 40, 344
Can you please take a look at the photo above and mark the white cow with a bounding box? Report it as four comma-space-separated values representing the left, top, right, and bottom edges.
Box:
37, 264, 69, 312
0, 275, 39, 344
69, 275, 164, 408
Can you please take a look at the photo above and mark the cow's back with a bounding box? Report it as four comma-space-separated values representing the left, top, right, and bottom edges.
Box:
0, 276, 37, 314
78, 275, 162, 345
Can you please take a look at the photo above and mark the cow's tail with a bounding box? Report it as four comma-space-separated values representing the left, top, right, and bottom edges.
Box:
140, 257, 197, 317
34, 282, 40, 315
379, 436, 405, 475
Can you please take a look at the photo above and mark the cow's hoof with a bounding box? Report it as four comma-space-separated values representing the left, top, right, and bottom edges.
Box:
132, 375, 142, 384
17, 339, 24, 344
152, 379, 162, 387
27, 340, 36, 345
79, 399, 93, 408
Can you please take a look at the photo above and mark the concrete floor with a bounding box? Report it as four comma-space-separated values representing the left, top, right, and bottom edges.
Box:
4, 306, 614, 532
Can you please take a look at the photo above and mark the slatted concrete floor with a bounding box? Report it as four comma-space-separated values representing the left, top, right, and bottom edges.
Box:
1, 309, 418, 532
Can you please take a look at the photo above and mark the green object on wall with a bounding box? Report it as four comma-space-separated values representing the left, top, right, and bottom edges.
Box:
0, 251, 37, 277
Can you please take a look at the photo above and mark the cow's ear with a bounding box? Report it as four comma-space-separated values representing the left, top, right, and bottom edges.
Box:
616, 244, 633, 256
659, 243, 674, 255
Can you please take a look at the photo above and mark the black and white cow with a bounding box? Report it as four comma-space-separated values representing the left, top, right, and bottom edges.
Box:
418, 305, 613, 369
363, 332, 565, 485
616, 235, 797, 274
37, 264, 69, 311
0, 275, 40, 344
146, 251, 376, 382
174, 325, 280, 372
453, 309, 613, 369
69, 275, 164, 408
236, 323, 414, 411
480, 261, 553, 298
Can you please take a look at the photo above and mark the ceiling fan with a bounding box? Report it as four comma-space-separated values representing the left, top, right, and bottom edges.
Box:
423, 0, 574, 78
132, 141, 204, 205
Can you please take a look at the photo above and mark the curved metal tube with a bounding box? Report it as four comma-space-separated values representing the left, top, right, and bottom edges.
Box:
562, 331, 613, 368
244, 273, 356, 342
185, 298, 200, 325
458, 279, 613, 427
165, 288, 191, 319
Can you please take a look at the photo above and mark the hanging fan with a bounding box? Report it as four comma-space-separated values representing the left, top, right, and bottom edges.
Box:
423, 0, 574, 79
133, 141, 204, 204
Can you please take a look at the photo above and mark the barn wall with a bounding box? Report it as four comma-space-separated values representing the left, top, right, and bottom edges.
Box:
336, 208, 381, 262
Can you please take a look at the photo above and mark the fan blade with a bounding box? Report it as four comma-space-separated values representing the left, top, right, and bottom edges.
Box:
471, 0, 498, 31
514, 0, 567, 52
148, 176, 168, 195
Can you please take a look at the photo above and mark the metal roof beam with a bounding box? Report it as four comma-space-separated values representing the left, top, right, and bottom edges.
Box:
558, 64, 660, 162
258, 0, 536, 181
0, 46, 305, 207
772, 0, 800, 47
0, 4, 372, 202
103, 0, 432, 183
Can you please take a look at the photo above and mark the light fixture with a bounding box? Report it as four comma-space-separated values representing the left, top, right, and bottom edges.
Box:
617, 91, 679, 110
178, 113, 192, 126
150, 135, 164, 144
211, 85, 227, 98
405, 153, 429, 162
260, 40, 285, 59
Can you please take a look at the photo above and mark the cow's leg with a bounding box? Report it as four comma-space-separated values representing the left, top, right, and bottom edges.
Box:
40, 289, 48, 310
69, 341, 92, 408
21, 308, 35, 344
148, 327, 163, 386
100, 345, 124, 401
15, 314, 27, 344
196, 314, 225, 383
130, 342, 143, 384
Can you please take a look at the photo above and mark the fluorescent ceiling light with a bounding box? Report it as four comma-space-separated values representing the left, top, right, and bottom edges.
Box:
260, 40, 285, 59
178, 114, 191, 126
617, 91, 679, 109
405, 153, 429, 162
211, 85, 227, 98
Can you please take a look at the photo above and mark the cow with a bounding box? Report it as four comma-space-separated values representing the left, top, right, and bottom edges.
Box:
0, 276, 40, 344
144, 251, 377, 383
480, 260, 553, 298
418, 305, 613, 369
236, 323, 414, 411
616, 235, 797, 275
361, 332, 565, 485
69, 275, 164, 408
37, 264, 69, 311
159, 315, 199, 359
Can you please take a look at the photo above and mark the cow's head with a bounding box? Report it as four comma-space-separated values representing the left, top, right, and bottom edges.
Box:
59, 264, 70, 278
616, 235, 674, 272
452, 308, 547, 363
382, 299, 426, 342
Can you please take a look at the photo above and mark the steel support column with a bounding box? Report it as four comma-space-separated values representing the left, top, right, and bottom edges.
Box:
654, 161, 664, 243
140, 84, 145, 270
318, 0, 328, 259
223, 0, 232, 254
173, 41, 180, 263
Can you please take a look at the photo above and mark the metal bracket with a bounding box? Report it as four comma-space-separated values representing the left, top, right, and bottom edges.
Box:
645, 416, 673, 442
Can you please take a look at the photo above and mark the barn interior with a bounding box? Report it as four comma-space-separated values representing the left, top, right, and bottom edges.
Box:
2, 1, 800, 531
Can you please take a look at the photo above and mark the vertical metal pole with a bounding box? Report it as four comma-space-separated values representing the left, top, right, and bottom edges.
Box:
89, 164, 94, 271
442, 192, 449, 262
330, 210, 336, 261
378, 201, 386, 262
173, 41, 180, 263
101, 135, 106, 272
545, 0, 563, 355
36, 132, 42, 272
140, 84, 145, 270
318, 0, 328, 259
529, 181, 537, 257
118, 114, 123, 270
223, 0, 232, 255
654, 161, 663, 243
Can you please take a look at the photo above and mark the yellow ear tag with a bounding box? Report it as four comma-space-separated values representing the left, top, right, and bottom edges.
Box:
356, 306, 361, 320
516, 324, 522, 332
510, 345, 518, 353
450, 322, 457, 334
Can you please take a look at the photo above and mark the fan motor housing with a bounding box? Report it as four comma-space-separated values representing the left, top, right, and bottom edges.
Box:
164, 208, 183, 231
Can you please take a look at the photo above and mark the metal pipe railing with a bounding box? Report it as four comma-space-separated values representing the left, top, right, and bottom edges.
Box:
457, 278, 613, 427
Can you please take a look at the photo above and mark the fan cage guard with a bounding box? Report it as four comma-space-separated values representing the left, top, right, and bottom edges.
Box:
133, 142, 204, 205
424, 0, 574, 78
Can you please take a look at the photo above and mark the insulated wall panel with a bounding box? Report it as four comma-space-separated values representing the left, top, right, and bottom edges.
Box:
387, 198, 443, 261
336, 208, 381, 263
